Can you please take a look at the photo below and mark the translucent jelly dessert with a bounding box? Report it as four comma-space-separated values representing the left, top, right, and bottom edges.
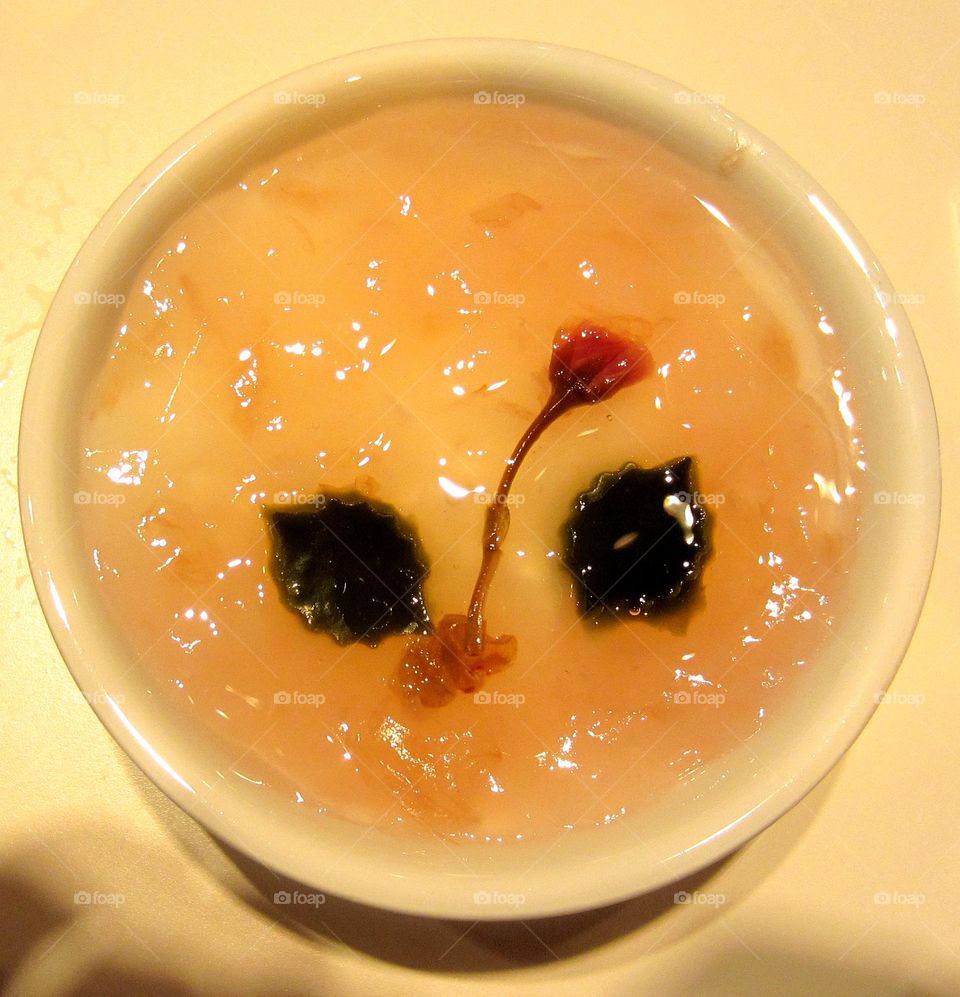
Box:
75, 92, 866, 842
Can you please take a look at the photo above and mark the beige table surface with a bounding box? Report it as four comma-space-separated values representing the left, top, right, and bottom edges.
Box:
2, 2, 958, 994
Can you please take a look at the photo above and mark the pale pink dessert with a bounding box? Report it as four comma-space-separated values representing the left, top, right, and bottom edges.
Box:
76, 93, 864, 842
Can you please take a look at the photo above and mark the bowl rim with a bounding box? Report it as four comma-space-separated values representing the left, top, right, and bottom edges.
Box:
18, 37, 941, 920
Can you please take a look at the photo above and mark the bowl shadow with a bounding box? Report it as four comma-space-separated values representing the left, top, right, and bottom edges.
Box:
123, 746, 836, 973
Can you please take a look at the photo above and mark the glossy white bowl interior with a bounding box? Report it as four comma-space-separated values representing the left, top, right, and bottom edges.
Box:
19, 39, 939, 920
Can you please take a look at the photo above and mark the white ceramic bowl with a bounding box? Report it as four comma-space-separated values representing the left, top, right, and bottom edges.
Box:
19, 39, 939, 920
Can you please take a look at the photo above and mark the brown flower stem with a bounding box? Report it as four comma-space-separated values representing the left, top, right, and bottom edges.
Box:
398, 322, 652, 707
464, 387, 574, 656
